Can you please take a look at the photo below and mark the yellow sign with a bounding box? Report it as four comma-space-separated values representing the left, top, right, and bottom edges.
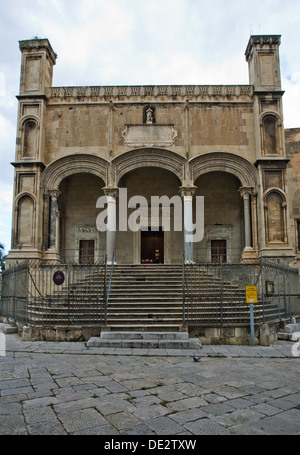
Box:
246, 286, 258, 304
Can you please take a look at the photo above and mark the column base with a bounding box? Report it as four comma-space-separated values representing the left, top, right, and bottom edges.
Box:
241, 247, 258, 263
5, 249, 43, 268
44, 248, 61, 263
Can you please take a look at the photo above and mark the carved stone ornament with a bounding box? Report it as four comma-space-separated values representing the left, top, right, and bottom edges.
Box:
122, 124, 177, 147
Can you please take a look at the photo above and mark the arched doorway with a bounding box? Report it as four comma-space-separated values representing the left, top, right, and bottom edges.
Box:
194, 171, 244, 263
58, 173, 106, 263
117, 167, 183, 264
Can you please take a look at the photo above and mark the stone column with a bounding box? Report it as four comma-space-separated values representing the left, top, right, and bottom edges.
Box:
179, 185, 197, 263
241, 188, 252, 249
103, 187, 118, 263
49, 191, 60, 249
45, 189, 61, 261
239, 187, 257, 262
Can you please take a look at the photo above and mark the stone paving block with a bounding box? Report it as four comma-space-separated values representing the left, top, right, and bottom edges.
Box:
0, 402, 22, 415
276, 408, 300, 423
269, 397, 297, 410
144, 415, 184, 435
250, 415, 300, 435
0, 415, 28, 435
166, 396, 208, 412
27, 420, 68, 435
23, 405, 58, 424
226, 398, 255, 409
128, 403, 170, 420
149, 385, 186, 402
202, 402, 235, 416
229, 423, 264, 435
120, 424, 156, 435
22, 396, 58, 409
57, 408, 109, 433
212, 408, 265, 427
184, 417, 230, 435
105, 410, 142, 430
249, 402, 281, 416
73, 424, 119, 435
202, 393, 227, 404
170, 408, 208, 424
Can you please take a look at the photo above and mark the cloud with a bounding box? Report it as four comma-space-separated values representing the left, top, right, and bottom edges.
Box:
0, 0, 299, 255
0, 183, 13, 253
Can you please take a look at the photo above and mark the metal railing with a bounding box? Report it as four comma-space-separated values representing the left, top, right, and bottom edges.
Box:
1, 259, 107, 326
104, 252, 115, 323
183, 259, 300, 327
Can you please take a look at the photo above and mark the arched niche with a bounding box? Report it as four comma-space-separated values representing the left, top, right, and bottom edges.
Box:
17, 195, 35, 245
265, 190, 286, 243
23, 119, 38, 158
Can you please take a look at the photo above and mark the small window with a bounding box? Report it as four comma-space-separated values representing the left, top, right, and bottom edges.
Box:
79, 240, 95, 264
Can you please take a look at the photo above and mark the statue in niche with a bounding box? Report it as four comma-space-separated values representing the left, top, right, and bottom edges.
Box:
146, 107, 154, 124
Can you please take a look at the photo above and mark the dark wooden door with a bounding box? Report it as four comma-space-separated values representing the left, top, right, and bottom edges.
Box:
211, 240, 226, 263
141, 229, 164, 264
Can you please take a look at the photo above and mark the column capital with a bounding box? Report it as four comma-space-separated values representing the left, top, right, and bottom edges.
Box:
47, 189, 61, 200
179, 185, 197, 198
239, 186, 253, 199
102, 186, 119, 198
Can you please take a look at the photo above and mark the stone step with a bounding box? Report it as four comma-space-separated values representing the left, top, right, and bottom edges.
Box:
88, 330, 202, 350
277, 322, 300, 341
0, 323, 18, 334
100, 331, 189, 340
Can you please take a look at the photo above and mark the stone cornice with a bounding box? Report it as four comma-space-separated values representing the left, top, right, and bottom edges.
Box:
245, 35, 281, 61
19, 39, 57, 65
47, 85, 253, 103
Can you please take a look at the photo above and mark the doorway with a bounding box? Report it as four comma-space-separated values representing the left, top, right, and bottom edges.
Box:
211, 240, 227, 263
141, 228, 164, 264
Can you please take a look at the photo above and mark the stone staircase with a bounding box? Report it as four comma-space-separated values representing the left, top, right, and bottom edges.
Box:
105, 264, 184, 331
25, 263, 285, 332
104, 264, 284, 331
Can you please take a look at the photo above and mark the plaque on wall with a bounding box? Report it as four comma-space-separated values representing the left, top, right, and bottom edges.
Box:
53, 270, 65, 286
122, 124, 177, 147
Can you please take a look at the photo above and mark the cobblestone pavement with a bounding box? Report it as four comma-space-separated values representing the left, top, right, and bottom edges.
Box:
0, 334, 300, 436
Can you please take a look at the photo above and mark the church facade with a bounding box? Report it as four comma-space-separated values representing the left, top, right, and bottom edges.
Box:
6, 35, 300, 271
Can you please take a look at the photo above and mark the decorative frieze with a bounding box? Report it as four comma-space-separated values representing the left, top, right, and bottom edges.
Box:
48, 85, 253, 103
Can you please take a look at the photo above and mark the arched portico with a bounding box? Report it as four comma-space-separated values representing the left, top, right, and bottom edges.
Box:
42, 154, 109, 191
112, 148, 187, 186
190, 152, 258, 262
42, 155, 109, 261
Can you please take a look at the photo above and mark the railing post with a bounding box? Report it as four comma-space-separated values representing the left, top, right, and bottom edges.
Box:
260, 259, 265, 323
250, 303, 255, 346
182, 256, 185, 325
105, 252, 114, 323
220, 260, 223, 326
104, 254, 108, 322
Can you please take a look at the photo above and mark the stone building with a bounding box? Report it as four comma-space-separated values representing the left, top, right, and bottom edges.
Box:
5, 35, 300, 271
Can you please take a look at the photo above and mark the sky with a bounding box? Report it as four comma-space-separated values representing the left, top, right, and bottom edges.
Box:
0, 0, 299, 254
